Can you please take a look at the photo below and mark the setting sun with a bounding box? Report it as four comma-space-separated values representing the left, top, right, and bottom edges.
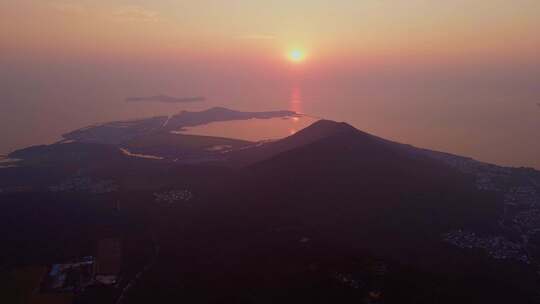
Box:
287, 49, 306, 63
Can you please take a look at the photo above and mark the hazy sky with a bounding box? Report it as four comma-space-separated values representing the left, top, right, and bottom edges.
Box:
1, 1, 539, 168
3, 0, 540, 67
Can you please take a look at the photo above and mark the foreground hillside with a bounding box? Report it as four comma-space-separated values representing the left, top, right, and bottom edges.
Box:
1, 108, 539, 303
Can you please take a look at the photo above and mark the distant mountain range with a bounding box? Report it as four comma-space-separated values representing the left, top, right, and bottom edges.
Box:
125, 94, 205, 103
1, 107, 540, 303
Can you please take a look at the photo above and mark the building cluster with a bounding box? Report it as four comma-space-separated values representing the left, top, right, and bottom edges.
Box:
440, 156, 540, 269
426, 152, 497, 174
40, 239, 122, 296
49, 177, 118, 194
504, 186, 538, 207
154, 189, 193, 204
42, 256, 95, 293
472, 165, 514, 192
506, 186, 540, 237
476, 175, 502, 192
423, 150, 516, 192
333, 272, 362, 289
443, 230, 529, 264
513, 209, 540, 233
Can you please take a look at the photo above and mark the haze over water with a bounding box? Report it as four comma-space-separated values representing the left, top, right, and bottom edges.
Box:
1, 0, 539, 168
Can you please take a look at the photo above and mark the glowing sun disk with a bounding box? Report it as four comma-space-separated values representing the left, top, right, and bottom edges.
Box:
288, 49, 305, 63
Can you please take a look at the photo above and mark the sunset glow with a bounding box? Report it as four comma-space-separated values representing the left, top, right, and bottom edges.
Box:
3, 2, 540, 301
287, 49, 306, 63
0, 0, 539, 168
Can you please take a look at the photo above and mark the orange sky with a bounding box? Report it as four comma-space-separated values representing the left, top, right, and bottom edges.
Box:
1, 1, 539, 168
2, 0, 539, 66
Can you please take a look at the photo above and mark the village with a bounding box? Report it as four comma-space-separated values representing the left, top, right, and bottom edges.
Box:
49, 176, 118, 194
153, 189, 193, 205
443, 230, 530, 264
440, 153, 540, 266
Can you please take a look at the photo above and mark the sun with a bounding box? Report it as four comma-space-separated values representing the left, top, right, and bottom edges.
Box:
287, 49, 306, 63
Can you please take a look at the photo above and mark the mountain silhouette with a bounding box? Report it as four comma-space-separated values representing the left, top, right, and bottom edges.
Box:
2, 108, 539, 303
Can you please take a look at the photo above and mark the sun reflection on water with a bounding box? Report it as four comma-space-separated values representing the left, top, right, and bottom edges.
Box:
288, 86, 304, 135
290, 86, 302, 114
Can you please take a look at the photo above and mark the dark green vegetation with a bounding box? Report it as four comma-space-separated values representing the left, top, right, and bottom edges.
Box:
2, 109, 540, 303
123, 132, 251, 160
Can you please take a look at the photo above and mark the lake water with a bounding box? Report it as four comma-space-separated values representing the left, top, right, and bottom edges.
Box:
175, 115, 319, 142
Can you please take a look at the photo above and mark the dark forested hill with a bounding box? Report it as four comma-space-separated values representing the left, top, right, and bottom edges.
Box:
2, 110, 540, 303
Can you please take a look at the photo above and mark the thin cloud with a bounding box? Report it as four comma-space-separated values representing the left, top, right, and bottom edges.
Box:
51, 3, 159, 23
113, 5, 159, 22
236, 34, 276, 40
51, 2, 87, 14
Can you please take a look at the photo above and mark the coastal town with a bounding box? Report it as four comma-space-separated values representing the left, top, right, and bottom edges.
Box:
153, 189, 193, 205
49, 177, 118, 194
438, 152, 540, 268
443, 230, 530, 264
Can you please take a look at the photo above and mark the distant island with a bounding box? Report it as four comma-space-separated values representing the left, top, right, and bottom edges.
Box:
125, 95, 205, 103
